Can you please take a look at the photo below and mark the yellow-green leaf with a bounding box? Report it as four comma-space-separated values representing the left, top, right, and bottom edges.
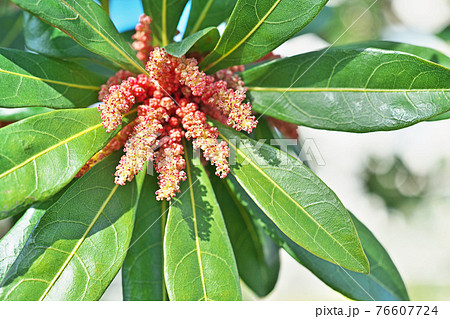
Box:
0, 48, 106, 108
0, 108, 135, 218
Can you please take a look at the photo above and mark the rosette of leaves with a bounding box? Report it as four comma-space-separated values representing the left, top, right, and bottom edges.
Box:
1, 0, 449, 301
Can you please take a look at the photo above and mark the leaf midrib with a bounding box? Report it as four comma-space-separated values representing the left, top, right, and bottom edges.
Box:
246, 86, 450, 93
161, 201, 168, 301
182, 140, 208, 301
203, 0, 282, 71
38, 184, 119, 300
0, 68, 100, 90
219, 132, 367, 272
58, 0, 147, 74
161, 0, 168, 46
188, 0, 215, 36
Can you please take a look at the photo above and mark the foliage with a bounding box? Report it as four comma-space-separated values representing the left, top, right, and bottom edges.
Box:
0, 0, 449, 301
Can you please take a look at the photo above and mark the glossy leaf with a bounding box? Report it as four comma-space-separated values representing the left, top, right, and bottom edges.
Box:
164, 142, 241, 300
243, 48, 450, 132
225, 173, 409, 300
343, 41, 450, 68
23, 12, 117, 69
210, 174, 280, 297
10, 0, 145, 73
428, 111, 450, 121
216, 122, 369, 273
0, 107, 52, 122
343, 42, 450, 123
0, 153, 138, 301
142, 0, 189, 46
165, 27, 220, 57
200, 0, 329, 73
0, 206, 45, 283
184, 0, 237, 36
252, 116, 301, 159
122, 172, 167, 301
0, 108, 135, 218
0, 48, 106, 108
0, 185, 71, 283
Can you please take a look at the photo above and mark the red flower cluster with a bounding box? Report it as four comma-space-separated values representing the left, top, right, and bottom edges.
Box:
132, 14, 153, 63
94, 16, 257, 200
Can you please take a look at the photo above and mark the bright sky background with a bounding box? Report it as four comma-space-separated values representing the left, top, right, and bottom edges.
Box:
107, 0, 192, 38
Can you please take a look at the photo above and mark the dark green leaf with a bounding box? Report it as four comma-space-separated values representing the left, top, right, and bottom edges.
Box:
142, 0, 189, 46
0, 153, 138, 300
23, 12, 117, 69
0, 107, 52, 122
210, 174, 280, 297
164, 142, 241, 300
0, 108, 135, 218
184, 0, 237, 36
165, 27, 220, 57
243, 48, 450, 132
122, 172, 168, 301
216, 121, 369, 273
437, 25, 450, 42
10, 0, 145, 73
0, 48, 106, 108
225, 173, 409, 300
0, 8, 24, 49
200, 0, 329, 73
252, 115, 301, 158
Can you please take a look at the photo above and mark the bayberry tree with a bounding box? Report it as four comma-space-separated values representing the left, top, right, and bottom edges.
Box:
0, 0, 448, 301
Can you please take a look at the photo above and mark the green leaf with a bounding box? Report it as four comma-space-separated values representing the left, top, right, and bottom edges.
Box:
342, 42, 450, 123
210, 174, 280, 297
23, 12, 117, 69
164, 142, 241, 301
437, 25, 450, 42
99, 0, 110, 15
122, 172, 168, 301
142, 0, 189, 46
165, 27, 220, 57
0, 108, 135, 218
0, 185, 71, 283
0, 107, 52, 122
0, 206, 44, 283
428, 111, 450, 121
215, 121, 369, 273
10, 0, 145, 73
225, 173, 409, 300
199, 0, 329, 73
0, 48, 107, 108
243, 48, 450, 132
0, 8, 24, 49
184, 0, 237, 36
0, 153, 138, 301
342, 41, 450, 68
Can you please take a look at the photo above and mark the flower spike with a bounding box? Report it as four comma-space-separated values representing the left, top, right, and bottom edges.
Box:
93, 29, 258, 200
